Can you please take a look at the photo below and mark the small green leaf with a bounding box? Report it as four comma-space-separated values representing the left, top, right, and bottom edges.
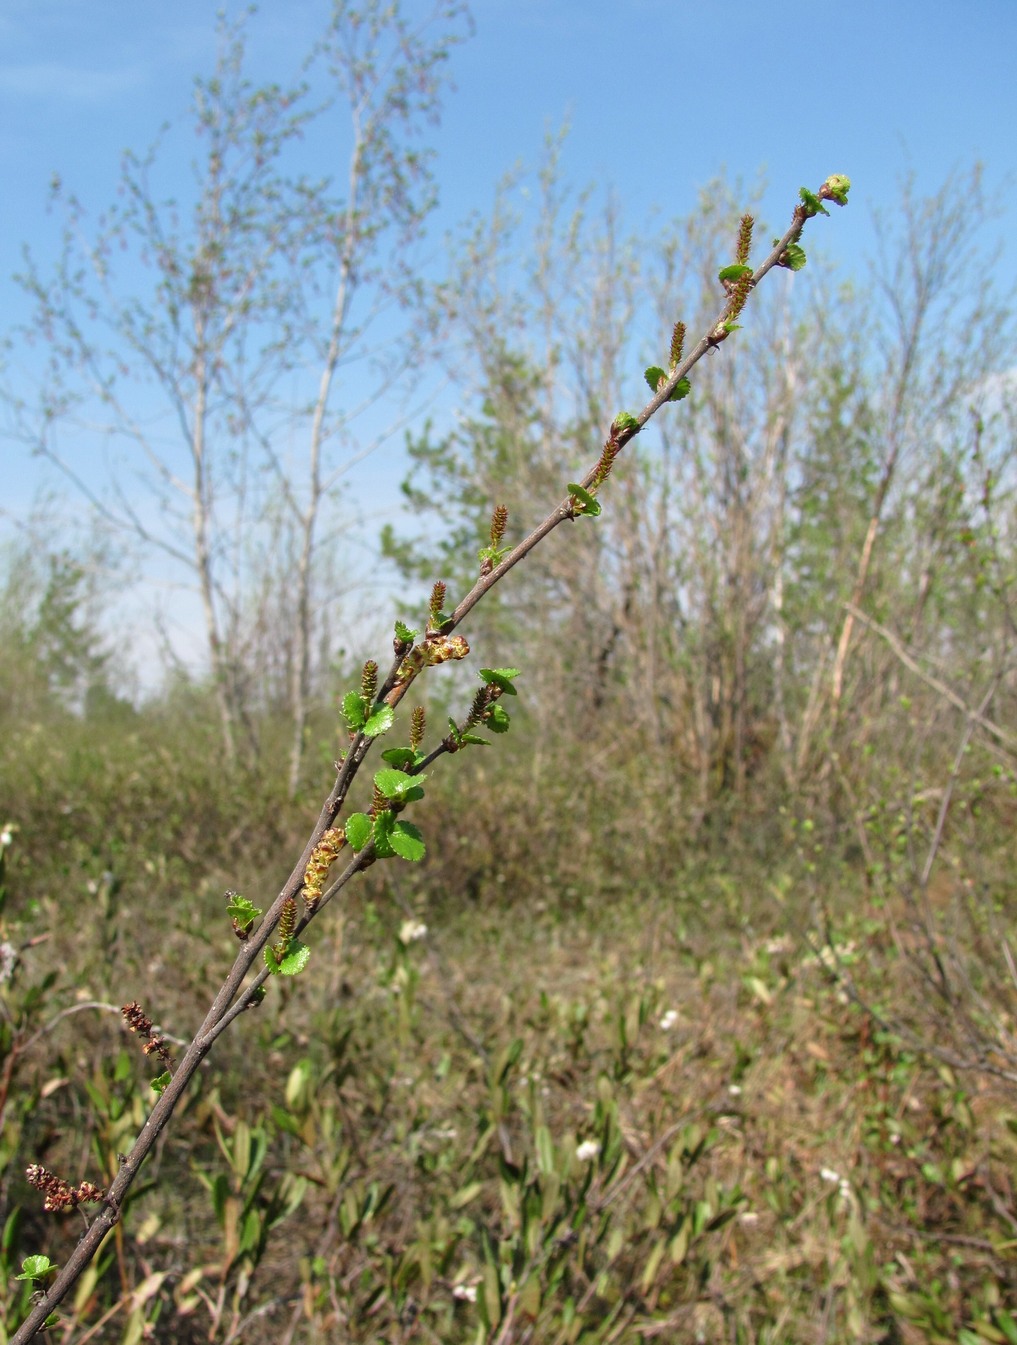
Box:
275, 940, 310, 977
722, 322, 742, 333
226, 893, 261, 928
17, 1255, 57, 1281
718, 263, 753, 282
612, 411, 640, 434
363, 705, 394, 737
823, 173, 851, 204
381, 747, 419, 769
375, 768, 426, 801
151, 1071, 171, 1094
394, 620, 417, 643
389, 820, 425, 862
373, 810, 395, 858
487, 704, 511, 734
479, 543, 509, 567
344, 813, 372, 851
782, 242, 807, 271
644, 365, 668, 393
480, 668, 519, 695
567, 484, 602, 517
341, 691, 366, 729
670, 377, 691, 402
459, 733, 489, 747
799, 187, 830, 218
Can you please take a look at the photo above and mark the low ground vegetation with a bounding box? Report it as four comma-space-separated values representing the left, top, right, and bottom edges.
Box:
1, 684, 1015, 1342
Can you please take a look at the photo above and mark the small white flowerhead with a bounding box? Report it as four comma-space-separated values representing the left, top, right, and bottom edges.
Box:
453, 1283, 478, 1303
399, 919, 428, 945
0, 941, 17, 984
576, 1139, 599, 1163
728, 1084, 742, 1097
0, 827, 12, 849
659, 1009, 679, 1031
819, 1167, 841, 1184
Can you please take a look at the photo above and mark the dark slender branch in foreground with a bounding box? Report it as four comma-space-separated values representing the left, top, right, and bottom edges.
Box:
10, 178, 845, 1344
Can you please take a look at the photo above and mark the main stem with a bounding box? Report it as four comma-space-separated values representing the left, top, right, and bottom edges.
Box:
11, 182, 843, 1344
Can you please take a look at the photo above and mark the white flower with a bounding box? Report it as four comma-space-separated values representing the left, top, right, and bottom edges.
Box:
453, 1283, 478, 1302
819, 1167, 841, 1184
576, 1139, 599, 1163
0, 827, 12, 849
659, 1009, 679, 1031
0, 941, 17, 984
728, 1084, 742, 1097
738, 1210, 760, 1225
399, 919, 428, 945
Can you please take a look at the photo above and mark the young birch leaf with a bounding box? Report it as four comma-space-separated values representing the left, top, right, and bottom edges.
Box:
364, 705, 394, 737
389, 820, 425, 862
373, 810, 395, 858
799, 187, 830, 217
275, 940, 310, 976
783, 242, 807, 270
344, 813, 372, 851
670, 377, 691, 402
381, 747, 419, 769
718, 263, 753, 282
567, 484, 602, 517
375, 768, 426, 801
480, 668, 519, 695
341, 691, 366, 729
644, 365, 668, 393
226, 893, 261, 928
151, 1071, 171, 1094
17, 1256, 58, 1282
487, 704, 511, 733
612, 411, 640, 434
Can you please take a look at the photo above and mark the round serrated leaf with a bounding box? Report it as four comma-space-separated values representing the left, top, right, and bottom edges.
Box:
644, 365, 667, 392
718, 263, 752, 282
373, 810, 395, 858
341, 691, 366, 728
567, 484, 602, 517
480, 668, 518, 695
344, 813, 372, 851
363, 705, 394, 737
226, 893, 261, 925
670, 377, 691, 402
375, 767, 424, 800
381, 747, 417, 768
276, 940, 310, 976
783, 243, 807, 271
390, 820, 425, 862
18, 1255, 57, 1281
487, 704, 511, 733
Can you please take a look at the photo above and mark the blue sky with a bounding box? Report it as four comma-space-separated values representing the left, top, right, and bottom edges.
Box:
1, 0, 1014, 677
3, 1, 1012, 276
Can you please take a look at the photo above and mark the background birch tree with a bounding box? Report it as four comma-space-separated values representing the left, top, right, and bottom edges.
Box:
5, 0, 471, 790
